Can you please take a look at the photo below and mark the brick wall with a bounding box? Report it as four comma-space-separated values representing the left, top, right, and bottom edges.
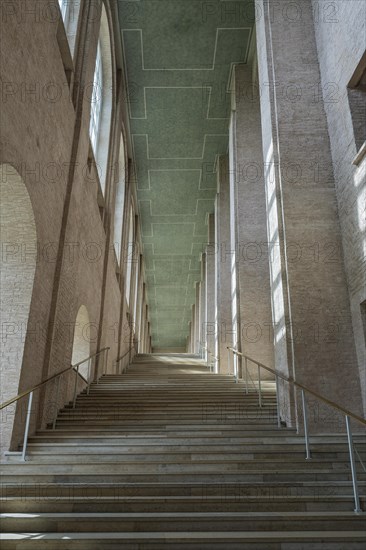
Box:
0, 0, 149, 455
312, 0, 366, 413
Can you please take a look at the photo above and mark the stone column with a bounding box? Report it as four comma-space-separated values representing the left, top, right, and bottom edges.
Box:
205, 214, 217, 370
191, 304, 196, 354
137, 284, 146, 352
195, 282, 201, 353
200, 253, 207, 359
144, 307, 149, 353
215, 155, 234, 373
145, 319, 150, 353
231, 64, 275, 379
228, 114, 241, 380
256, 0, 363, 426
187, 322, 192, 353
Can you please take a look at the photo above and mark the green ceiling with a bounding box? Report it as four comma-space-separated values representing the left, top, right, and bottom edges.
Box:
117, 0, 255, 349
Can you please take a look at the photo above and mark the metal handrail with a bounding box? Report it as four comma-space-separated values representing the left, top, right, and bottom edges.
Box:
227, 348, 366, 426
198, 344, 217, 372
206, 349, 219, 373
0, 348, 110, 410
115, 346, 136, 374
1, 347, 110, 461
227, 346, 366, 514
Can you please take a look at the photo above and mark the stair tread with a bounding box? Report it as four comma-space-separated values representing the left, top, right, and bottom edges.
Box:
1, 531, 366, 540
4, 354, 365, 544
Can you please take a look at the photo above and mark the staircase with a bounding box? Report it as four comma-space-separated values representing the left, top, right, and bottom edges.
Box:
1, 354, 365, 548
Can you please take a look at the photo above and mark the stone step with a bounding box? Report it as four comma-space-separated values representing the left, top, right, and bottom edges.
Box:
102, 377, 235, 381
2, 458, 360, 471
81, 380, 268, 383
30, 434, 359, 445
24, 439, 366, 450
1, 471, 363, 484
13, 450, 359, 461
44, 432, 289, 439
49, 424, 282, 431
56, 414, 279, 421
73, 398, 277, 403
4, 356, 364, 547
1, 511, 365, 533
2, 495, 365, 513
20, 447, 365, 462
1, 530, 366, 549
2, 481, 365, 498
92, 386, 275, 392
71, 405, 277, 411
4, 455, 359, 468
67, 404, 277, 410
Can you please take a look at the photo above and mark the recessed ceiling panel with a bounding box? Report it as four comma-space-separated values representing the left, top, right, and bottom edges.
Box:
118, 0, 255, 349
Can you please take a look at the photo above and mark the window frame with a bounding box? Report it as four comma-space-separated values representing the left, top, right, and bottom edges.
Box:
89, 41, 103, 154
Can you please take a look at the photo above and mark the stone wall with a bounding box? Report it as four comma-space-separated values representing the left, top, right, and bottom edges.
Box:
0, 0, 149, 455
312, 0, 366, 414
255, 0, 364, 428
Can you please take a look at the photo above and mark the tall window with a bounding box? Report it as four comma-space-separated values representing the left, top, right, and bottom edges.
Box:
125, 208, 134, 306
113, 137, 126, 264
133, 258, 140, 324
361, 300, 366, 345
89, 42, 103, 153
88, 5, 113, 195
58, 0, 68, 20
348, 51, 366, 159
58, 0, 80, 57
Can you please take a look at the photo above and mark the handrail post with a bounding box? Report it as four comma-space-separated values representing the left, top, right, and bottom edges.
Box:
275, 376, 281, 428
301, 389, 311, 460
345, 415, 362, 513
87, 358, 92, 395
52, 377, 61, 430
21, 391, 33, 461
258, 365, 262, 408
103, 347, 109, 376
227, 348, 231, 376
96, 353, 100, 384
72, 365, 79, 409
245, 357, 248, 394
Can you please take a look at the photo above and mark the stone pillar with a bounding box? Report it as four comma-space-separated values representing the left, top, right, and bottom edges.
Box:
187, 322, 192, 353
215, 155, 234, 373
205, 214, 217, 370
231, 64, 275, 378
195, 282, 201, 353
144, 307, 148, 353
137, 284, 146, 352
191, 304, 196, 354
200, 253, 207, 359
256, 0, 363, 426
145, 320, 150, 353
228, 114, 241, 380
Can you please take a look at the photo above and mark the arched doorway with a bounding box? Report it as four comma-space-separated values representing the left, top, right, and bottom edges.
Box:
0, 163, 37, 451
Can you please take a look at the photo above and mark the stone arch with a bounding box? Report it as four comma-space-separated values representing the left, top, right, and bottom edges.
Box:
71, 305, 92, 380
0, 163, 37, 451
